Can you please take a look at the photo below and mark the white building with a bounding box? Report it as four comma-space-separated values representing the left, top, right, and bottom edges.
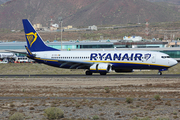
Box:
88, 25, 97, 31
33, 23, 42, 30
123, 36, 142, 42
52, 24, 59, 28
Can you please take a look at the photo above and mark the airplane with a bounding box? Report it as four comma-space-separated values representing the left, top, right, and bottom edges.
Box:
19, 19, 178, 75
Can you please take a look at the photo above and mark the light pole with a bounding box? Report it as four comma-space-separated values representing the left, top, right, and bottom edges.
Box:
58, 17, 63, 50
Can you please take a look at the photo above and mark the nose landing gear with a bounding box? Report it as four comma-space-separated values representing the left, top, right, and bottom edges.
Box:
158, 68, 168, 75
158, 71, 162, 75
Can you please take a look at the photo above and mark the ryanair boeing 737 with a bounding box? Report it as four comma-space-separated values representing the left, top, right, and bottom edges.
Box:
21, 19, 178, 75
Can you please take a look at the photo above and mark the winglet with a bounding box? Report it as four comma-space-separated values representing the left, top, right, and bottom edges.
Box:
22, 19, 60, 52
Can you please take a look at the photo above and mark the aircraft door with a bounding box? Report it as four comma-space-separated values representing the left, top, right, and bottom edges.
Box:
152, 54, 156, 63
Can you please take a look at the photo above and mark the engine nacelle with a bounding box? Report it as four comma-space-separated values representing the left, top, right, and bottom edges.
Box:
115, 69, 133, 73
90, 63, 111, 73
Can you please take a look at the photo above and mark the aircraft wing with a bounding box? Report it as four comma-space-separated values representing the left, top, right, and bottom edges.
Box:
5, 50, 28, 55
6, 49, 36, 58
43, 58, 93, 69
57, 59, 93, 69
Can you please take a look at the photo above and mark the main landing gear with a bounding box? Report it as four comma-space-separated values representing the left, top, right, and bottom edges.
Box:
100, 72, 107, 75
85, 71, 107, 75
85, 71, 92, 75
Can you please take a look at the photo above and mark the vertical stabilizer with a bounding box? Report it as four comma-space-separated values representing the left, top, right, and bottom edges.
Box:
22, 19, 59, 52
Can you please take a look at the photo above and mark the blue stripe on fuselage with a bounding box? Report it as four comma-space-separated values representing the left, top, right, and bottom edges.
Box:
32, 57, 168, 70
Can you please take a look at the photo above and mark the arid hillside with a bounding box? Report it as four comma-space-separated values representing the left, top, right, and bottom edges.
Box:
0, 0, 179, 30
1, 21, 180, 42
147, 0, 180, 5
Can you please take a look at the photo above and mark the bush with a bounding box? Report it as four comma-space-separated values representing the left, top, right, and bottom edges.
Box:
9, 112, 24, 120
29, 107, 35, 110
44, 107, 64, 120
104, 87, 110, 93
156, 118, 169, 120
114, 112, 120, 115
133, 117, 150, 120
154, 95, 161, 100
10, 103, 15, 108
93, 115, 99, 120
165, 101, 171, 106
126, 97, 133, 103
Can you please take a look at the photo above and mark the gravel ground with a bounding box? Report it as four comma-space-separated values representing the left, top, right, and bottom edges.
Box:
0, 77, 180, 120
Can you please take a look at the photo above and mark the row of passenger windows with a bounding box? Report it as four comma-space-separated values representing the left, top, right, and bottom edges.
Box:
51, 56, 149, 59
52, 57, 90, 59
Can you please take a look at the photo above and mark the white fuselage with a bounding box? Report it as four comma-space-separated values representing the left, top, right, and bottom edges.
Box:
33, 50, 177, 70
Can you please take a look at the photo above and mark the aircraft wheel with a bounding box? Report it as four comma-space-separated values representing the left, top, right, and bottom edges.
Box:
158, 71, 162, 75
100, 72, 107, 75
86, 71, 92, 75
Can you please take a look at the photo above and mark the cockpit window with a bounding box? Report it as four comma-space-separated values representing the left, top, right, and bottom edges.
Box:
161, 56, 170, 58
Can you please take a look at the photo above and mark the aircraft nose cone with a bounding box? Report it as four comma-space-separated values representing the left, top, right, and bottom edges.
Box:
174, 60, 178, 65
171, 59, 178, 66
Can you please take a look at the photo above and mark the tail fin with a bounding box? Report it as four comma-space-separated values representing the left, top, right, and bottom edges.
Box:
22, 19, 59, 52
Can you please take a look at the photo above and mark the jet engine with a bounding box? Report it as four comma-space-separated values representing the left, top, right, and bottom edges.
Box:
89, 63, 111, 73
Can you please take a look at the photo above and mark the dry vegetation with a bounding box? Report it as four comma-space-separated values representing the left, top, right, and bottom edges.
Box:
0, 63, 179, 75
1, 21, 180, 42
0, 63, 180, 119
0, 77, 180, 119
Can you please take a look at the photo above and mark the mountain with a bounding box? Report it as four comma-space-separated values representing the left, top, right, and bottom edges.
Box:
0, 0, 10, 4
147, 0, 180, 5
0, 0, 180, 30
146, 0, 180, 14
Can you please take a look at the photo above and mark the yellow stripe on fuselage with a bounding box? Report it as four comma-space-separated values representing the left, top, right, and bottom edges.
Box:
35, 57, 58, 62
90, 68, 106, 71
33, 57, 170, 68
